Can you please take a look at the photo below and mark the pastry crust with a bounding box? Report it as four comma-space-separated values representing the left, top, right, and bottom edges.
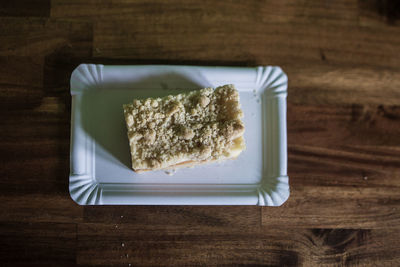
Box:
134, 137, 244, 173
123, 84, 245, 172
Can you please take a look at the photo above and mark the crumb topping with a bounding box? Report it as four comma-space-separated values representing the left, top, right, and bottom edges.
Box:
123, 84, 245, 170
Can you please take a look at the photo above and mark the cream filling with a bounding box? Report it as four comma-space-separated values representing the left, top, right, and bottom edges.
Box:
135, 136, 245, 172
166, 136, 245, 166
227, 136, 245, 158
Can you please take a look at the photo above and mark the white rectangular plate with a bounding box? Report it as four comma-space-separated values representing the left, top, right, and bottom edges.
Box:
69, 64, 289, 206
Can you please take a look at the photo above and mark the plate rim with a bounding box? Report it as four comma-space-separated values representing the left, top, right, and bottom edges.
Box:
69, 64, 289, 206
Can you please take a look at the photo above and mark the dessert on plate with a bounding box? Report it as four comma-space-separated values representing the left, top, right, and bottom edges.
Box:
123, 84, 245, 173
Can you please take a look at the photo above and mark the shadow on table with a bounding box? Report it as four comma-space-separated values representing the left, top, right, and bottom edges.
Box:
80, 73, 208, 170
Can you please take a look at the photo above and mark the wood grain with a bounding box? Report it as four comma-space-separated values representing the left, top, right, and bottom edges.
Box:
75, 225, 400, 266
0, 0, 50, 17
1, 0, 400, 266
0, 222, 76, 267
261, 102, 400, 229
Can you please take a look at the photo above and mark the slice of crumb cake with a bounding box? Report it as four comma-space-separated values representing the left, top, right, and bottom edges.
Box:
123, 84, 245, 173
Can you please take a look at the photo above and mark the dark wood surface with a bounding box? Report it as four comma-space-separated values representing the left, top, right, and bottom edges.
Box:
1, 0, 400, 266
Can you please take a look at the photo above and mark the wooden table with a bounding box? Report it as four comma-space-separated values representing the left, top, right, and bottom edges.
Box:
1, 1, 400, 266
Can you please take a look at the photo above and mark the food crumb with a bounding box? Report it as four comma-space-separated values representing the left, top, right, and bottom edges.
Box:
165, 169, 177, 176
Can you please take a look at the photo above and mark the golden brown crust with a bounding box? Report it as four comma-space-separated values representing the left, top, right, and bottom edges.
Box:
133, 138, 243, 173
133, 157, 240, 173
